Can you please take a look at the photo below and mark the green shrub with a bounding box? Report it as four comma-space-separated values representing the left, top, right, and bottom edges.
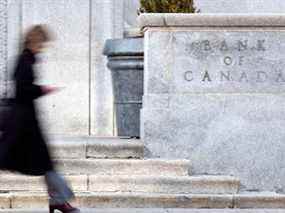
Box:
140, 0, 197, 13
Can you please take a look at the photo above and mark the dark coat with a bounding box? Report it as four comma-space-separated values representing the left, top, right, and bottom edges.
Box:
0, 49, 53, 176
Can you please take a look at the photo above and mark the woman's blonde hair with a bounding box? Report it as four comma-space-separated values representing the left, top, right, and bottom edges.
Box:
23, 25, 53, 50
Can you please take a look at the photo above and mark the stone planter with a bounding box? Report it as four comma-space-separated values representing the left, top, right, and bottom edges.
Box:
104, 38, 143, 138
139, 13, 285, 192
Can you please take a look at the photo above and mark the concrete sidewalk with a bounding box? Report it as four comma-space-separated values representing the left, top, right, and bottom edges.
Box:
1, 209, 285, 213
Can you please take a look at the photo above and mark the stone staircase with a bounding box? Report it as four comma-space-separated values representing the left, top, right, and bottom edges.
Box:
0, 137, 284, 210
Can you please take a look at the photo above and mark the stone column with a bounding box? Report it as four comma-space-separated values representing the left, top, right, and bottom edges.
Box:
0, 0, 8, 98
90, 0, 124, 136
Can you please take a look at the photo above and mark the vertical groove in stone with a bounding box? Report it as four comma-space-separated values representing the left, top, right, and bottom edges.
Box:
88, 0, 92, 136
90, 0, 124, 136
0, 0, 8, 98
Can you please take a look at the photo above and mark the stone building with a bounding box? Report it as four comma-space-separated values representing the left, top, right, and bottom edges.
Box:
1, 0, 285, 137
1, 0, 285, 210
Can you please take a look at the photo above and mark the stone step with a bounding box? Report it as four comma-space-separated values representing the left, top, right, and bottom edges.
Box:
1, 192, 285, 209
0, 175, 239, 194
0, 175, 87, 192
55, 159, 191, 176
47, 137, 144, 159
2, 209, 285, 213
235, 192, 285, 208
0, 192, 234, 209
88, 175, 240, 194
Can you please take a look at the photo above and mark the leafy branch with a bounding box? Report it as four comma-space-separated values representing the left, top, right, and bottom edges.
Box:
140, 0, 197, 13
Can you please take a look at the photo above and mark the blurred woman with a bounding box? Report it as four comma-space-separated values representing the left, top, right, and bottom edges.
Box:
0, 25, 80, 213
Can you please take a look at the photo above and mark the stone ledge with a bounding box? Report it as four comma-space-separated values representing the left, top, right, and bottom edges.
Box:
48, 137, 144, 159
0, 174, 239, 194
138, 14, 285, 28
88, 175, 240, 194
124, 27, 144, 38
7, 193, 234, 209
0, 175, 87, 192
103, 38, 144, 57
55, 159, 191, 176
0, 194, 10, 209
3, 192, 285, 209
86, 139, 144, 159
1, 209, 285, 213
234, 193, 285, 208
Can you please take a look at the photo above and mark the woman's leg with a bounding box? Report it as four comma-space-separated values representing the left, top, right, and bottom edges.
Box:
44, 170, 75, 205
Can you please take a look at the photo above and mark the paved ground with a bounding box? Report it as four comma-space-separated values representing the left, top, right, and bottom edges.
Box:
1, 209, 285, 213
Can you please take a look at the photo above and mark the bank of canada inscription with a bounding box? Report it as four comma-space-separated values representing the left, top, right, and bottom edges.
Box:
182, 39, 285, 83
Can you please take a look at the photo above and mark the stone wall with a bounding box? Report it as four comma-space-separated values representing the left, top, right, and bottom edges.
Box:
0, 0, 8, 98
4, 0, 285, 136
140, 14, 285, 192
124, 0, 140, 28
4, 0, 124, 136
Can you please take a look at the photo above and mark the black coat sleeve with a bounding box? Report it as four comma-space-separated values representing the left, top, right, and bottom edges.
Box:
15, 56, 44, 101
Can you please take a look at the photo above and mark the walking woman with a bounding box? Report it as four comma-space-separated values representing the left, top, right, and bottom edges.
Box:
0, 25, 80, 213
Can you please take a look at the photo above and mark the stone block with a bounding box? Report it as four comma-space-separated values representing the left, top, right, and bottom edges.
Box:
89, 175, 239, 194
6, 192, 285, 209
144, 29, 285, 94
0, 175, 88, 192
141, 14, 285, 192
139, 14, 285, 28
55, 159, 191, 176
142, 94, 285, 191
0, 194, 10, 209
6, 192, 234, 209
234, 193, 285, 208
75, 193, 234, 208
0, 175, 45, 192
48, 137, 144, 159
10, 193, 48, 209
2, 208, 285, 213
49, 141, 86, 159
86, 139, 144, 159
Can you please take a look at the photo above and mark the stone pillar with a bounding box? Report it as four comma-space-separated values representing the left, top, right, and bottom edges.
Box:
0, 0, 8, 98
90, 0, 124, 136
139, 14, 285, 192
